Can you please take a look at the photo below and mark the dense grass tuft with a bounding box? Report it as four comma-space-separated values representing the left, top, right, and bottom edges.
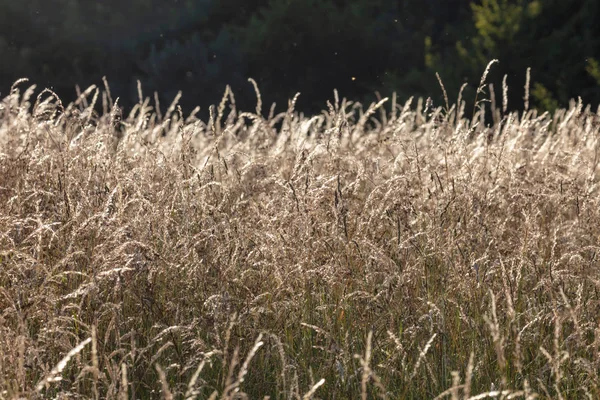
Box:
2, 77, 600, 399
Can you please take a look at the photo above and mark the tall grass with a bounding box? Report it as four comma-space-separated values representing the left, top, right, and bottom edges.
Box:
1, 73, 600, 399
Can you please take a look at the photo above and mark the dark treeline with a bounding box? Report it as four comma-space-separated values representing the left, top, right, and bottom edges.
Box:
1, 0, 598, 119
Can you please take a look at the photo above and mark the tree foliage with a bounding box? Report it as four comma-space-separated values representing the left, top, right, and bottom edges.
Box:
0, 0, 597, 115
436, 0, 600, 112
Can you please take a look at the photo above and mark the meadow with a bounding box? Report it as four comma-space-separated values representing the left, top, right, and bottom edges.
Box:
2, 67, 600, 398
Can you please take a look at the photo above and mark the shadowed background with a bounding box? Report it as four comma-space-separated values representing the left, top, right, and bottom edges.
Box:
0, 0, 598, 119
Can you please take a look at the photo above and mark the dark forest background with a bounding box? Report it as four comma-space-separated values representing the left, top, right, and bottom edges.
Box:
1, 0, 599, 119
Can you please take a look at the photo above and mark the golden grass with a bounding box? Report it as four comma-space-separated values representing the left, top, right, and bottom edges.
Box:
1, 75, 600, 399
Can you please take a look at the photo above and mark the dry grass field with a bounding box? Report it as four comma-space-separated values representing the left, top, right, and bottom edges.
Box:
2, 70, 600, 398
